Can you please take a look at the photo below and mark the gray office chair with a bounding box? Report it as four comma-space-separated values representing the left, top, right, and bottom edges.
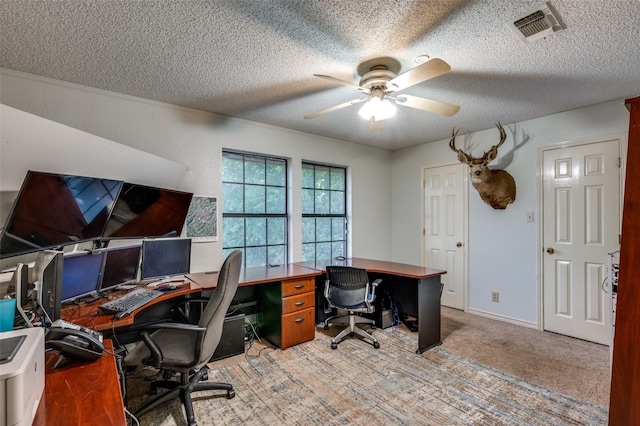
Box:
124, 250, 242, 426
323, 266, 381, 349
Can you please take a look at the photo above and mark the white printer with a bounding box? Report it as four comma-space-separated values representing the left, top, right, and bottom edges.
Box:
0, 328, 45, 426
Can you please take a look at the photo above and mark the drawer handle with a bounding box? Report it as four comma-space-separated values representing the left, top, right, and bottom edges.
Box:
294, 317, 305, 323
294, 301, 305, 306
294, 284, 305, 289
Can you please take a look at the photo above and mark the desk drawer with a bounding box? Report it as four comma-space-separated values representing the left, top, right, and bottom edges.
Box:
282, 291, 315, 315
282, 277, 315, 297
281, 307, 315, 349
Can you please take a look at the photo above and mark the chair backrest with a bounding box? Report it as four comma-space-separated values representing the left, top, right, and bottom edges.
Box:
325, 266, 370, 309
196, 250, 242, 366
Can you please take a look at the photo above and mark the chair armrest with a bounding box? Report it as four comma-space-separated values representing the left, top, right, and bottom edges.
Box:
139, 323, 207, 368
369, 278, 382, 299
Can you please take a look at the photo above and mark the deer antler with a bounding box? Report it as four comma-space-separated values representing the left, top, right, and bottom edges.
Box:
449, 128, 473, 163
482, 122, 507, 162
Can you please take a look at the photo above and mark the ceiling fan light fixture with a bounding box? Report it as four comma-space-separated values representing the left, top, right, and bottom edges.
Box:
358, 91, 396, 121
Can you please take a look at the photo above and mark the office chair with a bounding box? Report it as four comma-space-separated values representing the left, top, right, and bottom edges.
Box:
123, 250, 242, 426
323, 266, 381, 349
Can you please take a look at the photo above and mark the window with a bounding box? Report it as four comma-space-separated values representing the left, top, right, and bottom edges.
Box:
222, 151, 287, 268
301, 162, 347, 261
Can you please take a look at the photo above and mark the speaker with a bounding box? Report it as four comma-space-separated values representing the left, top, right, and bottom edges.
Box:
210, 312, 245, 362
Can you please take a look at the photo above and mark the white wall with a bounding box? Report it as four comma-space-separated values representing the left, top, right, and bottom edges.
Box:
0, 69, 392, 272
391, 100, 630, 325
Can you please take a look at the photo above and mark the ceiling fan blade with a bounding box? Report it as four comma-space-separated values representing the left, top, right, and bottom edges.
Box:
304, 98, 365, 119
387, 58, 451, 92
313, 74, 364, 91
394, 94, 460, 117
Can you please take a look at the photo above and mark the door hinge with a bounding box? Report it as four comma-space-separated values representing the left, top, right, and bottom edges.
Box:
423, 228, 426, 236
618, 157, 622, 167
619, 234, 622, 245
423, 179, 426, 187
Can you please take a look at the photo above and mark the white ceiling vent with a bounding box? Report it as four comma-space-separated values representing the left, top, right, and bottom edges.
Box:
509, 3, 562, 42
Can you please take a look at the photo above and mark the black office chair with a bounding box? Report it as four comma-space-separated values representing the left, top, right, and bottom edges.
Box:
124, 250, 242, 426
323, 266, 381, 349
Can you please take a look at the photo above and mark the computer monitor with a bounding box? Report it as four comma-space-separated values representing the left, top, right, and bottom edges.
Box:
141, 238, 191, 280
60, 251, 106, 303
97, 244, 141, 291
33, 250, 63, 322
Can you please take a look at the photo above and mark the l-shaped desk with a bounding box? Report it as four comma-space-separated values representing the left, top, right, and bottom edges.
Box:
38, 257, 445, 426
188, 257, 446, 354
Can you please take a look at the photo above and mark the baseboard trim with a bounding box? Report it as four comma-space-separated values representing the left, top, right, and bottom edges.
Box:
465, 308, 538, 329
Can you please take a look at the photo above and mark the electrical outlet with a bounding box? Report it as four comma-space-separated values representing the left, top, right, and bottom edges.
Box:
491, 292, 499, 303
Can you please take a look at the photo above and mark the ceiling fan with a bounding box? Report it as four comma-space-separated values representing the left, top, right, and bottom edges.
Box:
304, 57, 459, 131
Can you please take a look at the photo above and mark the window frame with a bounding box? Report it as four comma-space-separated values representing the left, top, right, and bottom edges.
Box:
301, 161, 348, 262
222, 150, 288, 268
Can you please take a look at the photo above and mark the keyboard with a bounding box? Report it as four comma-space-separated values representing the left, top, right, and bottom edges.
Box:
98, 288, 164, 314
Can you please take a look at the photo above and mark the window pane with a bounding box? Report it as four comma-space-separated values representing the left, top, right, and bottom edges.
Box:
330, 190, 345, 214
266, 186, 285, 214
245, 157, 265, 185
330, 168, 345, 191
244, 185, 265, 213
223, 182, 244, 213
302, 243, 315, 262
332, 217, 345, 241
246, 246, 266, 267
223, 217, 245, 248
302, 165, 314, 189
267, 245, 285, 265
315, 167, 330, 189
267, 217, 285, 245
302, 217, 315, 243
266, 159, 285, 186
246, 217, 266, 246
302, 188, 315, 214
316, 242, 331, 260
332, 241, 345, 258
315, 190, 330, 214
316, 217, 331, 242
222, 154, 244, 183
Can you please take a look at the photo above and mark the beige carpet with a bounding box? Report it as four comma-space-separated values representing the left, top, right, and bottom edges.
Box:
439, 307, 611, 408
125, 308, 609, 426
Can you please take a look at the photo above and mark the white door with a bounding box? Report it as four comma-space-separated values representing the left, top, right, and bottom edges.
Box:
424, 163, 466, 310
542, 139, 620, 345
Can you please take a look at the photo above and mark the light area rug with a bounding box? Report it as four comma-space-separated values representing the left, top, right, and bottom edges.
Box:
125, 328, 608, 426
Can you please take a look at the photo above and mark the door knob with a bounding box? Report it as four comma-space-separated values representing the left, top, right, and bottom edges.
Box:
546, 247, 555, 254
456, 242, 463, 247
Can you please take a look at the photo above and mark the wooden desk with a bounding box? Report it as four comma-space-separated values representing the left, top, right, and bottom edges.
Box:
189, 264, 322, 349
296, 258, 447, 353
33, 339, 126, 426
59, 279, 202, 332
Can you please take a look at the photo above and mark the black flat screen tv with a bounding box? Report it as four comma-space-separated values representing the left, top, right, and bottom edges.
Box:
0, 171, 123, 259
102, 183, 193, 239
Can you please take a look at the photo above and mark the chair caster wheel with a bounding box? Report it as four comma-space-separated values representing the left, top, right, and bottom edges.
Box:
331, 342, 337, 349
227, 390, 236, 399
373, 342, 380, 349
323, 325, 329, 330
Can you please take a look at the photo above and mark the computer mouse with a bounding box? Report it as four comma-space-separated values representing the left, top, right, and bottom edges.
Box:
114, 311, 130, 319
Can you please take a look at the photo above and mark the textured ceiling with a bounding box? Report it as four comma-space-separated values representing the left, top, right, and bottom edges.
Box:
1, 1, 639, 151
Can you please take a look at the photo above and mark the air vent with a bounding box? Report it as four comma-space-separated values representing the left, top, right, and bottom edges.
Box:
509, 3, 562, 42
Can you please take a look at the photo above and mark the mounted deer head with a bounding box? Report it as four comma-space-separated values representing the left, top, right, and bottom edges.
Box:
449, 122, 516, 209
